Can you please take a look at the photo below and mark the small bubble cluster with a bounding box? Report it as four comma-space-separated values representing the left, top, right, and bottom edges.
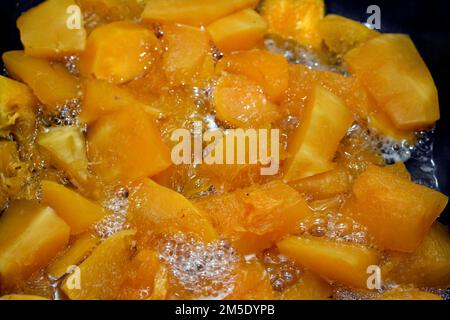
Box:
262, 250, 302, 292
41, 99, 81, 127
95, 188, 130, 239
159, 233, 239, 298
64, 55, 79, 76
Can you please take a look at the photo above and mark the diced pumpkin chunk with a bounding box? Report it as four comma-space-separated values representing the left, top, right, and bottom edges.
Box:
261, 0, 324, 48
207, 9, 267, 53
118, 249, 161, 300
288, 167, 351, 199
2, 51, 79, 109
382, 223, 450, 288
0, 200, 70, 290
382, 162, 411, 181
79, 21, 160, 84
284, 85, 354, 181
141, 0, 259, 26
61, 229, 135, 300
216, 49, 289, 102
17, 0, 86, 59
37, 126, 89, 185
374, 287, 442, 300
227, 260, 274, 299
87, 107, 171, 184
41, 180, 106, 235
80, 79, 161, 124
213, 73, 280, 128
368, 110, 416, 143
0, 294, 49, 300
162, 24, 214, 87
47, 233, 100, 279
281, 271, 332, 300
318, 14, 379, 56
277, 235, 380, 288
194, 180, 313, 253
129, 179, 218, 243
282, 64, 370, 120
344, 34, 439, 131
348, 165, 448, 252
0, 75, 36, 137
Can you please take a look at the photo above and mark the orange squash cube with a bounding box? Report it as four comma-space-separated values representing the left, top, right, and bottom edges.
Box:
227, 260, 274, 299
282, 64, 371, 120
382, 223, 450, 288
261, 0, 324, 48
214, 73, 280, 128
349, 165, 448, 252
207, 9, 267, 53
17, 0, 86, 59
318, 14, 379, 56
368, 110, 416, 143
0, 75, 36, 136
162, 24, 214, 87
277, 235, 380, 288
61, 229, 135, 300
194, 180, 314, 253
288, 167, 351, 199
281, 271, 332, 300
374, 287, 442, 300
284, 85, 354, 181
37, 126, 90, 185
118, 249, 161, 300
216, 49, 289, 103
79, 21, 161, 84
129, 179, 218, 243
47, 233, 100, 279
345, 34, 440, 131
87, 107, 171, 184
0, 200, 70, 290
2, 51, 80, 109
141, 0, 259, 26
41, 180, 106, 235
79, 79, 162, 124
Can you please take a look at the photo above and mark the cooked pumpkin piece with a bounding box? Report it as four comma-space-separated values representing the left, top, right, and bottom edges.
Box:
79, 21, 161, 84
227, 260, 275, 299
61, 229, 135, 300
87, 107, 171, 184
17, 0, 87, 59
284, 85, 354, 181
382, 223, 450, 288
41, 180, 106, 235
79, 79, 162, 124
277, 235, 380, 288
162, 24, 214, 87
214, 73, 280, 128
216, 49, 289, 103
0, 294, 49, 300
318, 14, 379, 56
0, 75, 36, 137
128, 179, 218, 243
348, 165, 448, 252
37, 126, 90, 185
141, 0, 259, 26
2, 51, 80, 109
261, 0, 324, 48
0, 200, 70, 290
345, 34, 440, 131
47, 232, 100, 279
207, 9, 268, 54
194, 180, 313, 254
